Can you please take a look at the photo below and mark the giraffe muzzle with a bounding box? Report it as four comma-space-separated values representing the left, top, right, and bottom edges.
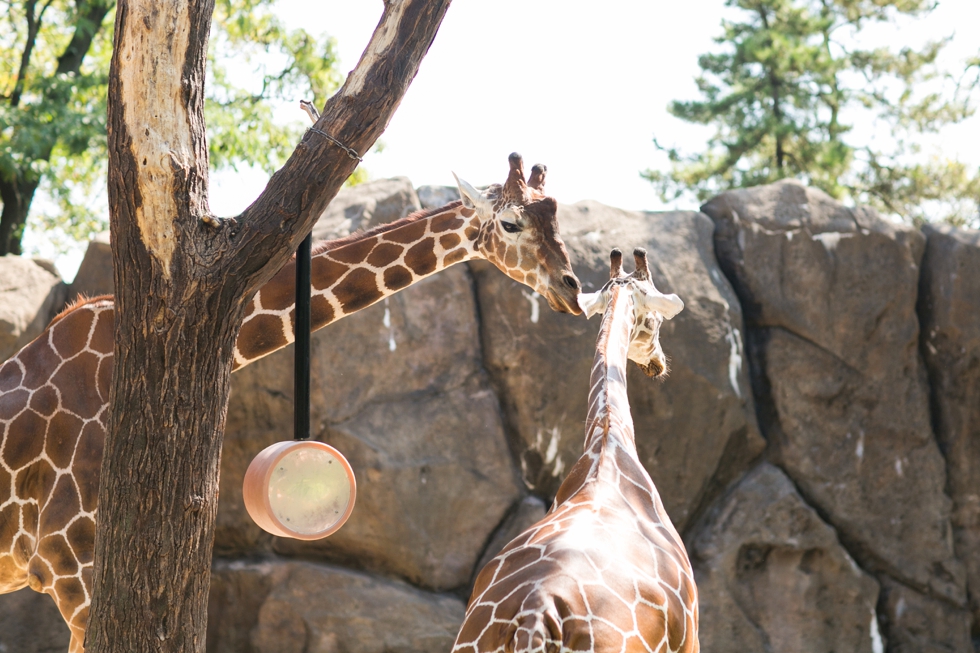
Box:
546, 284, 583, 315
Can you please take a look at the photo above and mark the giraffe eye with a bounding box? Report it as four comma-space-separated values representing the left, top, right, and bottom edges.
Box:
501, 221, 521, 234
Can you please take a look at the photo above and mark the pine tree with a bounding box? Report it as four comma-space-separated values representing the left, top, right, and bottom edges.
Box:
645, 0, 980, 227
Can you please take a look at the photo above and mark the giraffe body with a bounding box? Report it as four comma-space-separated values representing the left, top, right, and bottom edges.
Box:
454, 250, 698, 653
0, 155, 581, 652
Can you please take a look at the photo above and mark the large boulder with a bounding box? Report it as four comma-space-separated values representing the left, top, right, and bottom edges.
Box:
918, 223, 980, 639
472, 201, 764, 533
691, 463, 881, 653
311, 177, 422, 242
216, 181, 521, 591
67, 232, 113, 302
208, 559, 465, 653
702, 179, 970, 648
0, 587, 70, 652
0, 255, 66, 362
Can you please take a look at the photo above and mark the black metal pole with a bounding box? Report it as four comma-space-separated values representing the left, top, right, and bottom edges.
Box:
294, 233, 312, 441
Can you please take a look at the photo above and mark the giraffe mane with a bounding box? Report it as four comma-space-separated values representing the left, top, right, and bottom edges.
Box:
49, 293, 114, 327
311, 200, 464, 256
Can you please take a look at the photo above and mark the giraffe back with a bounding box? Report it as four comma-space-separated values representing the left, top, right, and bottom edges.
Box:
0, 297, 114, 644
455, 446, 699, 653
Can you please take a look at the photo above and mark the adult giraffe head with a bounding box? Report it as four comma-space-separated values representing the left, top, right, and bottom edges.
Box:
455, 152, 582, 314
578, 247, 684, 376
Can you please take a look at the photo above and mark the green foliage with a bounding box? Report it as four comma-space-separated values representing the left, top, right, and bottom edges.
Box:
645, 0, 980, 227
0, 0, 344, 255
0, 1, 111, 241
206, 0, 342, 173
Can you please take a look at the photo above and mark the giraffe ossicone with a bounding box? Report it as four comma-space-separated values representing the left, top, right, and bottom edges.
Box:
0, 153, 581, 653
453, 248, 698, 653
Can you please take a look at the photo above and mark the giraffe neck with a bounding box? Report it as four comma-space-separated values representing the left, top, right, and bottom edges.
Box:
553, 285, 639, 505
584, 284, 638, 455
234, 202, 480, 367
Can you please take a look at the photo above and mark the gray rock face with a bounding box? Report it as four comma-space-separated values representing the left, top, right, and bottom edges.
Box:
692, 464, 881, 653
67, 232, 112, 302
416, 184, 460, 210
311, 177, 422, 242
208, 560, 465, 653
919, 223, 980, 638
473, 202, 764, 532
0, 587, 71, 653
702, 179, 969, 647
0, 255, 66, 362
216, 182, 520, 591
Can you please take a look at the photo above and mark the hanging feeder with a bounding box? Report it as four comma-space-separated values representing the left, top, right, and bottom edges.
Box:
243, 233, 357, 539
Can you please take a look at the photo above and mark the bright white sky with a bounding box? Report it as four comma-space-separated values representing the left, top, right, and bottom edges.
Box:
28, 0, 980, 279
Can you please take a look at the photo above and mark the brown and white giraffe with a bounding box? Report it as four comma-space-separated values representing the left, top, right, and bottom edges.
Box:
0, 154, 582, 652
453, 248, 698, 653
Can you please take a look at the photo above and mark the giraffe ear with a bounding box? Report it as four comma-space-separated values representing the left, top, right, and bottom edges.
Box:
453, 173, 485, 211
640, 290, 685, 320
577, 290, 606, 319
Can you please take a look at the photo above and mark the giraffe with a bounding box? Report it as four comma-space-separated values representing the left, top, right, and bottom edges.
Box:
0, 153, 582, 653
453, 247, 698, 653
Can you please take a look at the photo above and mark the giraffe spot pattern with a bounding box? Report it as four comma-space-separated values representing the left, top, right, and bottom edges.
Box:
54, 576, 86, 615
52, 354, 103, 419
256, 262, 297, 312
311, 257, 349, 291
237, 314, 290, 362
74, 421, 106, 513
0, 302, 129, 652
504, 247, 519, 270
383, 266, 413, 291
384, 218, 427, 244
329, 235, 379, 264
405, 238, 438, 276
66, 518, 95, 565
0, 360, 24, 392
51, 311, 94, 359
38, 534, 78, 576
29, 385, 59, 417
334, 268, 384, 314
310, 294, 336, 330
366, 242, 404, 268
443, 248, 468, 267
4, 411, 46, 469
440, 233, 462, 250
0, 388, 28, 420
22, 341, 64, 390
40, 476, 81, 534
431, 213, 465, 233
19, 504, 39, 543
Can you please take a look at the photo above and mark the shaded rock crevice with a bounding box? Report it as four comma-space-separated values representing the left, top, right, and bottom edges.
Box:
702, 179, 971, 651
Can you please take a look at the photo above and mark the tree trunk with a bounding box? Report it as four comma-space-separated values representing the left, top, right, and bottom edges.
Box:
0, 176, 38, 256
86, 1, 452, 651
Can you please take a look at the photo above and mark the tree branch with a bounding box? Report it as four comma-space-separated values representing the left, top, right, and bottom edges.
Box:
227, 0, 453, 298
56, 0, 113, 75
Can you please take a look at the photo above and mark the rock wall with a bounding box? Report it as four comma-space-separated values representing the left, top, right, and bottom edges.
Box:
0, 178, 977, 653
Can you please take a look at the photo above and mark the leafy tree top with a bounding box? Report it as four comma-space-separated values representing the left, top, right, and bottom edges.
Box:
0, 0, 343, 256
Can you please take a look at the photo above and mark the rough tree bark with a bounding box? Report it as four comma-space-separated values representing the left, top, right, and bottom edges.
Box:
86, 1, 452, 651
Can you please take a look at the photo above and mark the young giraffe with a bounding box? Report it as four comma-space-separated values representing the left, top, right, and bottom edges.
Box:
453, 248, 698, 653
0, 154, 581, 653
